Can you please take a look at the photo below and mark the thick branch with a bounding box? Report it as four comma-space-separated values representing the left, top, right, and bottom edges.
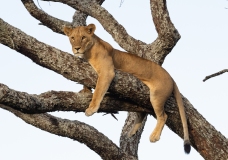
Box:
151, 0, 180, 39
0, 83, 151, 114
120, 112, 147, 158
71, 11, 88, 27
146, 0, 181, 64
0, 18, 97, 88
203, 69, 228, 82
0, 104, 136, 160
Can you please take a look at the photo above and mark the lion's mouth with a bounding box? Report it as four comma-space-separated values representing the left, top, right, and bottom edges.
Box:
74, 53, 84, 58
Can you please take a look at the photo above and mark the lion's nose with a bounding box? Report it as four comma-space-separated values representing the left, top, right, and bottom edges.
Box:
75, 47, 81, 51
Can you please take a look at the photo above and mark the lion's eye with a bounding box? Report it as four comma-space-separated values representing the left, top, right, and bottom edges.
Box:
81, 36, 86, 41
71, 37, 74, 41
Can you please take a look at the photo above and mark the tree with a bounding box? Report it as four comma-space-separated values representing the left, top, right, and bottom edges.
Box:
0, 0, 228, 159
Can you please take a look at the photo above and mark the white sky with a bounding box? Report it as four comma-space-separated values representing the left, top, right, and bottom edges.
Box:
0, 0, 228, 159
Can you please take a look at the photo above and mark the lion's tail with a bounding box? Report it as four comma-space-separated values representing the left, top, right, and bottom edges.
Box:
173, 81, 191, 154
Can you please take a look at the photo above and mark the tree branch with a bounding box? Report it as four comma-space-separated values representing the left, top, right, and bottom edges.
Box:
203, 69, 228, 82
0, 104, 136, 160
120, 112, 147, 158
71, 10, 88, 27
145, 0, 181, 64
21, 0, 71, 34
0, 83, 151, 114
0, 18, 97, 87
151, 0, 180, 39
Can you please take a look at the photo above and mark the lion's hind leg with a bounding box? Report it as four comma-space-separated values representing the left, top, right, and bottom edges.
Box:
127, 112, 147, 137
149, 88, 170, 142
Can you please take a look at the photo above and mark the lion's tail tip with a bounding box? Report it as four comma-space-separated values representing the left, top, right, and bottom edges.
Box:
184, 140, 191, 154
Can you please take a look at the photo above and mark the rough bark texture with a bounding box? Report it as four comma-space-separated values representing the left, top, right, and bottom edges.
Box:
0, 83, 151, 114
0, 0, 228, 160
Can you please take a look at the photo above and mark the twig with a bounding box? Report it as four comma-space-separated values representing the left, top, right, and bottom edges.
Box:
203, 69, 228, 82
37, 0, 43, 10
103, 113, 119, 121
119, 0, 125, 7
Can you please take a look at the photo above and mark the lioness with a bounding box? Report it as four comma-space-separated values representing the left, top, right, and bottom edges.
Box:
63, 24, 191, 153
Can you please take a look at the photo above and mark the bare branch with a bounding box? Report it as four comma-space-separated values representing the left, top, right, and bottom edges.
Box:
146, 0, 181, 64
0, 104, 136, 160
150, 0, 180, 39
21, 0, 71, 34
203, 69, 228, 82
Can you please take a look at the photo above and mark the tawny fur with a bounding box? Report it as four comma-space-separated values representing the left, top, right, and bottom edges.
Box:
63, 24, 191, 153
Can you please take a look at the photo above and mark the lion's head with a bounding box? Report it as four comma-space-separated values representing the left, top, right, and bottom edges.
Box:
63, 24, 96, 58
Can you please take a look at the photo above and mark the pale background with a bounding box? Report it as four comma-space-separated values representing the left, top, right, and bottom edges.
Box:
0, 0, 228, 159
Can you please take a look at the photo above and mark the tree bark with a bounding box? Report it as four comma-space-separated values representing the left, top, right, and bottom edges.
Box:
0, 0, 228, 159
0, 83, 151, 114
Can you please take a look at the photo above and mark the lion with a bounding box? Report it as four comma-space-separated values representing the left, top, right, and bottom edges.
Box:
63, 24, 191, 153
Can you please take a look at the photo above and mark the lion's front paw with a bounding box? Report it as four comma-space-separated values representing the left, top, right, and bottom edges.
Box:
149, 131, 160, 142
85, 108, 96, 116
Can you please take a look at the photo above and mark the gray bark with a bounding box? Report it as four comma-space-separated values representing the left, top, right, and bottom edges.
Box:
0, 0, 227, 159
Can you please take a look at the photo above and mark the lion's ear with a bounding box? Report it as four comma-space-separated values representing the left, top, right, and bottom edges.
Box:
86, 24, 96, 35
63, 26, 73, 36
